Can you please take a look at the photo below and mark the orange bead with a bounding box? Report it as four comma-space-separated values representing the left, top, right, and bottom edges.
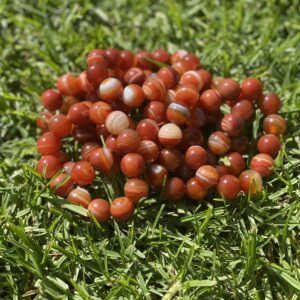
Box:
186, 177, 208, 201
258, 93, 281, 115
110, 197, 134, 221
175, 86, 198, 109
231, 100, 254, 121
138, 140, 160, 163
196, 69, 212, 91
250, 153, 274, 177
199, 89, 222, 113
116, 129, 140, 153
214, 78, 240, 101
143, 101, 167, 125
124, 67, 145, 85
172, 60, 193, 76
124, 179, 149, 203
81, 142, 100, 161
68, 103, 92, 127
180, 70, 203, 91
88, 199, 111, 223
196, 165, 219, 188
157, 67, 179, 89
239, 170, 263, 194
120, 153, 144, 178
89, 101, 113, 125
158, 123, 182, 148
136, 119, 159, 141
49, 114, 72, 138
99, 77, 123, 102
37, 155, 62, 178
208, 131, 231, 155
142, 77, 166, 101
171, 49, 188, 64
89, 148, 114, 174
241, 78, 263, 101
41, 89, 63, 111
263, 114, 286, 135
57, 74, 82, 97
37, 132, 61, 155
122, 84, 144, 107
71, 161, 95, 186
60, 96, 80, 114
63, 161, 75, 175
166, 103, 190, 125
221, 113, 244, 137
184, 146, 207, 170
257, 134, 281, 158
67, 187, 91, 208
50, 174, 74, 197
105, 111, 129, 135
164, 177, 185, 201
159, 148, 182, 171
216, 175, 241, 201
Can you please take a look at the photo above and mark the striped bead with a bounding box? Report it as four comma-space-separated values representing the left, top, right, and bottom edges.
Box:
196, 165, 219, 188
250, 153, 274, 177
221, 113, 244, 137
116, 129, 140, 153
208, 131, 231, 155
239, 170, 263, 194
57, 74, 82, 97
67, 187, 91, 208
99, 77, 123, 102
263, 114, 286, 135
138, 140, 160, 163
105, 111, 129, 135
122, 84, 144, 107
89, 148, 114, 174
89, 101, 113, 125
142, 77, 166, 101
180, 70, 204, 91
175, 86, 198, 109
171, 49, 188, 64
124, 179, 149, 203
124, 67, 145, 85
158, 123, 183, 148
157, 67, 179, 89
166, 103, 190, 125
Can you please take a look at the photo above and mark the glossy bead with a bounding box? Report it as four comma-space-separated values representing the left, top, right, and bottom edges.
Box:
89, 101, 112, 125
86, 49, 108, 66
105, 48, 120, 68
226, 152, 246, 175
110, 197, 134, 221
78, 71, 94, 94
231, 100, 254, 121
138, 140, 160, 163
216, 165, 230, 177
172, 60, 193, 76
196, 69, 212, 90
142, 77, 166, 101
159, 148, 182, 171
187, 106, 206, 127
105, 111, 129, 135
166, 103, 190, 125
118, 50, 135, 70
181, 127, 204, 150
116, 129, 140, 153
180, 70, 203, 91
67, 103, 91, 127
120, 153, 144, 178
105, 135, 119, 153
49, 114, 72, 138
231, 135, 250, 153
164, 89, 176, 105
122, 84, 144, 108
136, 119, 159, 141
171, 49, 188, 64
239, 170, 263, 194
124, 67, 145, 85
158, 123, 182, 148
164, 177, 185, 201
67, 187, 91, 208
263, 114, 286, 135
221, 113, 244, 137
217, 175, 241, 201
86, 63, 108, 87
257, 134, 281, 158
175, 86, 198, 109
36, 111, 53, 132
241, 78, 263, 101
199, 89, 222, 113
37, 132, 61, 155
152, 49, 170, 65
95, 124, 110, 140
71, 161, 95, 185
258, 93, 281, 115
124, 179, 149, 203
81, 142, 100, 161
157, 67, 179, 89
99, 77, 123, 102
145, 164, 168, 188
72, 126, 96, 143
186, 177, 208, 201
136, 51, 153, 70
63, 161, 75, 175
60, 96, 80, 114
182, 54, 200, 70
185, 146, 207, 170
208, 131, 231, 155
41, 89, 63, 111
57, 74, 82, 97
250, 153, 274, 177
88, 199, 111, 223
50, 174, 74, 197
143, 101, 167, 124
89, 148, 114, 174
196, 165, 219, 188
37, 155, 62, 178
214, 78, 240, 101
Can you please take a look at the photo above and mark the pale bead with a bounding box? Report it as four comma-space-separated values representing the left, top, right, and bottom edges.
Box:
105, 111, 129, 135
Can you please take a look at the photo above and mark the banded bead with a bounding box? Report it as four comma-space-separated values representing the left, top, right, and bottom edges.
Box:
166, 103, 190, 125
195, 165, 219, 188
250, 153, 274, 177
105, 111, 129, 135
208, 131, 231, 155
158, 123, 183, 148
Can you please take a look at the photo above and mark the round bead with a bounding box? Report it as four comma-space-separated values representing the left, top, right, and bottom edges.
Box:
71, 161, 95, 186
37, 132, 61, 155
217, 175, 241, 201
175, 86, 198, 109
60, 96, 80, 114
142, 77, 166, 101
86, 63, 108, 87
196, 165, 219, 188
88, 199, 111, 223
180, 70, 203, 91
41, 89, 63, 111
214, 78, 240, 101
124, 179, 149, 203
158, 123, 183, 148
185, 146, 207, 170
239, 170, 263, 194
145, 164, 168, 188
143, 101, 167, 124
136, 119, 159, 141
157, 67, 179, 89
171, 49, 188, 64
72, 126, 96, 143
120, 153, 144, 178
136, 51, 153, 70
105, 135, 119, 153
221, 113, 244, 137
89, 148, 114, 174
99, 77, 123, 102
81, 142, 100, 161
110, 197, 134, 221
36, 111, 53, 132
172, 60, 193, 76
231, 135, 250, 153
262, 114, 286, 135
63, 161, 75, 175
78, 71, 94, 94
124, 67, 145, 85
122, 84, 144, 108
105, 111, 129, 135
166, 103, 190, 125
49, 114, 72, 138
208, 131, 231, 155
241, 78, 263, 101
164, 177, 185, 201
138, 140, 160, 163
231, 100, 254, 121
186, 177, 208, 201
196, 69, 212, 90
86, 49, 108, 66
105, 48, 120, 68
116, 129, 140, 153
226, 152, 246, 175
89, 101, 112, 125
57, 74, 82, 97
199, 89, 222, 113
67, 103, 91, 127
37, 155, 62, 178
250, 153, 274, 177
118, 50, 135, 70
159, 148, 182, 171
182, 54, 200, 70
258, 93, 281, 115
164, 89, 176, 105
257, 134, 281, 158
50, 174, 74, 197
152, 49, 170, 65
67, 187, 91, 208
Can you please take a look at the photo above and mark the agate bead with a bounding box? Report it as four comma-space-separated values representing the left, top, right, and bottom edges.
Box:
231, 100, 254, 121
262, 114, 286, 135
68, 103, 91, 127
41, 89, 63, 111
136, 119, 159, 141
143, 101, 167, 124
105, 111, 129, 135
216, 175, 241, 201
226, 152, 246, 175
124, 179, 149, 203
164, 177, 185, 201
158, 123, 183, 148
37, 155, 62, 178
138, 140, 160, 163
180, 70, 203, 91
221, 113, 244, 137
86, 63, 108, 87
175, 86, 198, 109
89, 101, 113, 125
208, 131, 231, 155
88, 199, 111, 223
159, 148, 182, 171
49, 114, 72, 138
257, 134, 281, 158
122, 84, 144, 108
258, 93, 281, 115
166, 103, 190, 125
71, 161, 95, 185
89, 148, 114, 174
50, 174, 74, 197
214, 78, 240, 101
250, 153, 274, 177
116, 129, 140, 153
37, 132, 61, 155
57, 74, 82, 97
145, 164, 168, 188
110, 197, 134, 221
199, 89, 222, 113
99, 77, 123, 102
239, 170, 263, 194
81, 142, 100, 161
124, 67, 145, 85
241, 78, 263, 101
184, 146, 207, 170
142, 77, 166, 101
186, 177, 208, 201
120, 153, 145, 178
196, 165, 219, 188
157, 67, 179, 89
67, 187, 91, 208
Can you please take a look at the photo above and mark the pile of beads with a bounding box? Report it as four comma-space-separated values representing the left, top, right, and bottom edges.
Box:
36, 48, 286, 223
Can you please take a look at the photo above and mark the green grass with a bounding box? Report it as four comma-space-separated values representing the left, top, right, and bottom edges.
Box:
0, 0, 300, 299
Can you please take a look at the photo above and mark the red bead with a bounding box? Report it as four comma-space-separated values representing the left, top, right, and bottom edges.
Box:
216, 165, 230, 177
164, 89, 176, 105
67, 187, 91, 208
181, 127, 204, 150
36, 111, 53, 132
143, 101, 167, 125
110, 197, 134, 221
208, 131, 231, 155
164, 177, 185, 201
124, 179, 149, 203
63, 161, 75, 175
258, 93, 281, 115
89, 101, 112, 125
172, 60, 193, 77
86, 63, 108, 87
105, 111, 129, 135
182, 54, 200, 70
152, 49, 170, 65
145, 164, 168, 188
138, 140, 160, 163
124, 67, 145, 85
136, 51, 153, 70
142, 77, 166, 101
185, 146, 207, 170
78, 71, 95, 94
226, 152, 246, 175
175, 86, 198, 109
120, 153, 144, 178
60, 96, 80, 114
56, 151, 69, 164
159, 148, 182, 171
257, 134, 281, 158
116, 129, 140, 153
199, 89, 222, 113
217, 175, 241, 201
37, 132, 61, 155
186, 177, 208, 201
99, 78, 123, 102
239, 170, 263, 194
196, 165, 219, 188
250, 153, 274, 177
118, 50, 135, 70
171, 49, 188, 64
50, 174, 74, 197
166, 103, 190, 125
49, 114, 72, 138
89, 148, 114, 174
241, 78, 263, 101
57, 74, 82, 97
122, 84, 145, 108
231, 100, 254, 121
231, 135, 250, 153
263, 114, 286, 135
214, 78, 240, 101
95, 124, 110, 140
86, 49, 108, 66
67, 103, 91, 127
72, 126, 96, 143
136, 119, 159, 141
158, 123, 182, 148
196, 69, 212, 91
81, 142, 100, 161
180, 70, 203, 91
221, 113, 244, 137
41, 89, 63, 111
187, 106, 206, 127
37, 155, 62, 178
88, 199, 111, 223
105, 135, 119, 153
157, 67, 179, 89
71, 161, 95, 185
105, 48, 120, 68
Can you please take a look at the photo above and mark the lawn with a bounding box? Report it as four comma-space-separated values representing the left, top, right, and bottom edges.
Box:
0, 0, 300, 299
